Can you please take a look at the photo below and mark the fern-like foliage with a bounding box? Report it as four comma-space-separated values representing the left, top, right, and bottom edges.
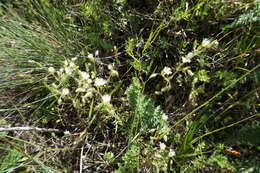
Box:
117, 78, 169, 172
127, 77, 168, 138
228, 1, 260, 28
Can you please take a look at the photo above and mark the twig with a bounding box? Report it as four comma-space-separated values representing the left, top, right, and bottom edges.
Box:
79, 146, 84, 173
0, 126, 62, 133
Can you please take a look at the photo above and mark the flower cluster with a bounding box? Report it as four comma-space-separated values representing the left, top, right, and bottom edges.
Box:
47, 54, 116, 109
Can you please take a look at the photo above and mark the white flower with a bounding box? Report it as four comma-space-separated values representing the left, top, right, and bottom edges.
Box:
169, 149, 176, 157
88, 53, 95, 62
107, 64, 114, 70
64, 131, 71, 135
182, 52, 194, 63
88, 53, 94, 59
80, 71, 90, 80
64, 66, 73, 75
59, 68, 64, 73
64, 60, 69, 66
91, 71, 96, 79
58, 98, 62, 105
162, 67, 172, 75
202, 38, 211, 48
48, 67, 55, 73
61, 88, 70, 96
51, 83, 58, 88
162, 114, 168, 121
95, 50, 99, 56
213, 40, 219, 47
86, 63, 92, 68
163, 135, 168, 142
111, 70, 119, 77
108, 64, 119, 77
72, 57, 77, 61
187, 69, 194, 76
69, 61, 77, 69
102, 94, 111, 103
87, 79, 93, 84
159, 142, 166, 150
86, 93, 93, 98
95, 78, 107, 86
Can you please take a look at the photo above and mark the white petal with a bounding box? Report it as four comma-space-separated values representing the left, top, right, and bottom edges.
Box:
102, 94, 111, 103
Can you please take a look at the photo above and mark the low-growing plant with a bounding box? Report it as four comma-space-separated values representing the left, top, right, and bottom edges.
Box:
0, 0, 259, 172
45, 54, 121, 126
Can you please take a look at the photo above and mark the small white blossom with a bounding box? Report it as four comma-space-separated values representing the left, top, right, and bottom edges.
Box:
84, 91, 93, 98
202, 38, 211, 48
88, 53, 94, 59
95, 78, 107, 86
82, 82, 91, 89
87, 79, 93, 84
64, 60, 69, 66
64, 131, 71, 135
86, 63, 92, 68
187, 69, 194, 76
48, 67, 55, 73
169, 149, 176, 157
91, 71, 96, 79
213, 40, 219, 47
95, 50, 99, 56
163, 135, 168, 142
61, 88, 70, 96
111, 70, 119, 77
162, 67, 172, 75
58, 98, 62, 105
80, 71, 90, 80
108, 64, 112, 70
102, 94, 111, 103
182, 52, 194, 63
108, 64, 119, 77
159, 142, 166, 150
64, 67, 73, 75
51, 83, 58, 88
69, 61, 77, 69
72, 57, 77, 61
88, 53, 95, 62
162, 114, 168, 121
